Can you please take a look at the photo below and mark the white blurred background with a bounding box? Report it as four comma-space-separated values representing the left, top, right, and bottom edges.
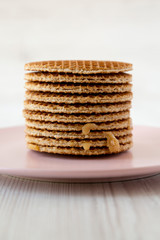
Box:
0, 0, 160, 127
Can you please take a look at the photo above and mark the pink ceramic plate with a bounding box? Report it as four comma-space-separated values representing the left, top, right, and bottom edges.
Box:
0, 125, 160, 182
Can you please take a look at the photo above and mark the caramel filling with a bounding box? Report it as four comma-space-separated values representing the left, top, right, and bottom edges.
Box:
82, 123, 97, 135
82, 123, 120, 153
106, 132, 120, 153
82, 142, 91, 151
128, 118, 133, 130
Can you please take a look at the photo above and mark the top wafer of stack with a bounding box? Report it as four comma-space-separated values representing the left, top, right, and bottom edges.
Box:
23, 60, 133, 155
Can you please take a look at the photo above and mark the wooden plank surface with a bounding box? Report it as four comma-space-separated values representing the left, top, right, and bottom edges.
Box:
0, 174, 160, 240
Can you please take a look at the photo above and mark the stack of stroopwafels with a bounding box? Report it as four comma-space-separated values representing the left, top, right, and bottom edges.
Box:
23, 60, 133, 155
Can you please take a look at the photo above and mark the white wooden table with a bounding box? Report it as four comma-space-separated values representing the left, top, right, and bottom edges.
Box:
0, 174, 160, 240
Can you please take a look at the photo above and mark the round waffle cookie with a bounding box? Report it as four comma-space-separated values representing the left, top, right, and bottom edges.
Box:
25, 118, 132, 131
25, 91, 133, 104
24, 100, 131, 114
27, 142, 133, 155
23, 110, 130, 123
25, 127, 132, 139
25, 72, 132, 84
26, 134, 132, 147
25, 82, 132, 94
24, 60, 132, 74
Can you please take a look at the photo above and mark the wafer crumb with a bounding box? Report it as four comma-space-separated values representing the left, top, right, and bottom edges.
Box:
106, 132, 120, 153
82, 142, 92, 151
82, 123, 97, 135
